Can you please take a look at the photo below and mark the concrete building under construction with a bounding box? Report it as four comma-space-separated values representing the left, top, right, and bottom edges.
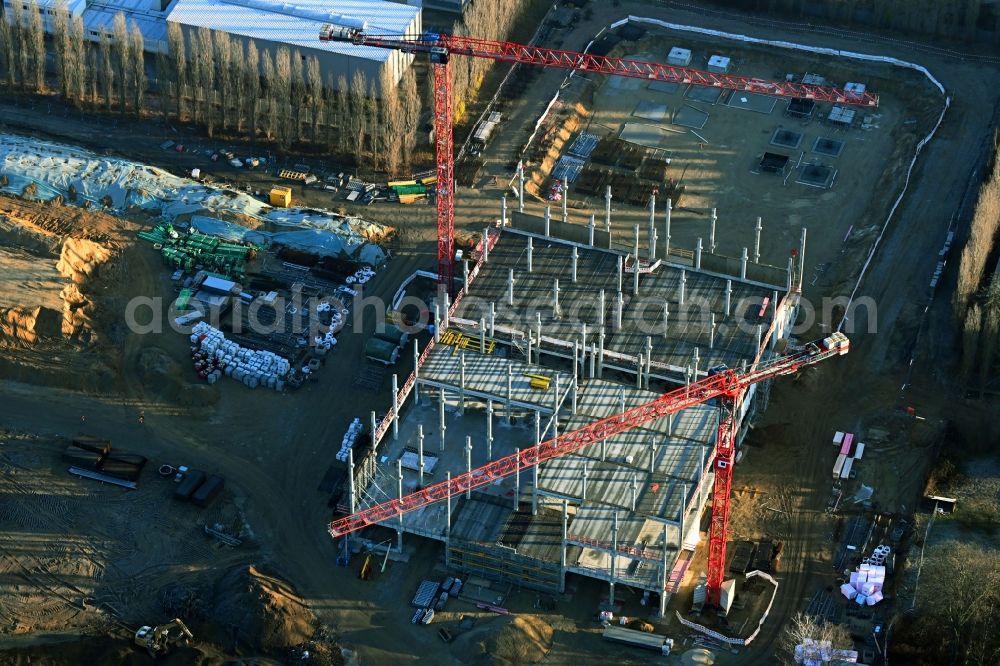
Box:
342, 199, 804, 615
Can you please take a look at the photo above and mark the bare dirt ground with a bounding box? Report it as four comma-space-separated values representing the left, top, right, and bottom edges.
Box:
0, 1, 997, 664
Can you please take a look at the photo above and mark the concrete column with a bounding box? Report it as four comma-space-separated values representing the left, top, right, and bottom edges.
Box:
588, 214, 596, 246
392, 374, 399, 440
438, 390, 447, 452
649, 436, 656, 473
662, 302, 669, 338
787, 257, 794, 291
527, 333, 533, 366
479, 317, 486, 354
443, 291, 450, 328
610, 511, 619, 605
693, 348, 700, 378
413, 340, 420, 403
560, 500, 568, 593
620, 388, 626, 416
552, 375, 561, 440
614, 292, 624, 331
514, 447, 520, 505
536, 314, 543, 364
589, 344, 596, 379
507, 269, 515, 306
562, 177, 569, 222
710, 313, 716, 349
544, 206, 551, 237
486, 400, 494, 461
581, 323, 588, 371
462, 259, 470, 296
725, 279, 733, 317
599, 289, 606, 328
679, 487, 686, 551
572, 345, 579, 414
633, 224, 641, 295
553, 279, 560, 318
598, 327, 605, 378
582, 462, 589, 501
754, 216, 763, 264
660, 523, 670, 616
571, 246, 578, 282
601, 435, 607, 461
489, 301, 496, 337
348, 448, 356, 514
772, 290, 780, 350
664, 198, 672, 259
465, 436, 472, 499
740, 247, 748, 280
649, 193, 657, 260
646, 337, 654, 388
484, 226, 490, 263
397, 459, 404, 551
605, 185, 612, 231
527, 236, 533, 272
668, 412, 673, 436
533, 411, 541, 516
506, 361, 513, 424
518, 161, 525, 212
501, 195, 507, 229
370, 411, 378, 453
433, 303, 441, 342
710, 207, 718, 254
632, 473, 638, 511
446, 471, 452, 562
757, 324, 763, 356
679, 270, 686, 306
459, 353, 466, 415
418, 424, 425, 483
636, 353, 644, 388
799, 226, 807, 290
616, 256, 623, 294
695, 237, 703, 271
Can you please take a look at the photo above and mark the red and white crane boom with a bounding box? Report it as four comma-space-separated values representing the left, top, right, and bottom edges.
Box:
320, 27, 878, 294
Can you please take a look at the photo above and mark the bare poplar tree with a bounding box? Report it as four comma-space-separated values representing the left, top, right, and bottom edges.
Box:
400, 66, 420, 167
244, 40, 261, 140
261, 49, 278, 141
70, 14, 87, 106
230, 41, 246, 135
27, 0, 45, 92
321, 74, 337, 151
167, 22, 186, 120
52, 0, 72, 100
99, 32, 115, 112
289, 50, 307, 142
350, 70, 368, 161
213, 31, 232, 131
129, 23, 145, 115
335, 74, 349, 155
274, 47, 292, 147
155, 48, 170, 121
0, 16, 10, 88
9, 0, 26, 89
197, 27, 215, 135
306, 55, 322, 143
380, 69, 404, 175
112, 12, 129, 113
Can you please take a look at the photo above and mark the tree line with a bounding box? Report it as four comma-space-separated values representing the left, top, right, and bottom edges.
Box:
0, 1, 422, 174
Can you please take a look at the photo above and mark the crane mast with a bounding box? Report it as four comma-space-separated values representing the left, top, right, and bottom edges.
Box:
320, 19, 864, 607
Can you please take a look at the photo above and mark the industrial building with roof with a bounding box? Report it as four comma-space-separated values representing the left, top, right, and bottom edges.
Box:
2, 0, 422, 86
339, 203, 804, 616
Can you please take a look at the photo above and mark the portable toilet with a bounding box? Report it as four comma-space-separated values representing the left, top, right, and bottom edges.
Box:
667, 47, 691, 67
269, 186, 292, 207
707, 55, 731, 73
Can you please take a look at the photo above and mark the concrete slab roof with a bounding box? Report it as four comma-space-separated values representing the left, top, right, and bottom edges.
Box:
451, 229, 783, 377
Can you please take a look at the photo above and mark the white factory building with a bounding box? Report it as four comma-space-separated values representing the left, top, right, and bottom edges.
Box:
2, 0, 421, 87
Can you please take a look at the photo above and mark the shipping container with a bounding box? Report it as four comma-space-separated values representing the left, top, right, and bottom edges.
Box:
193, 474, 225, 507
98, 459, 143, 482
602, 626, 673, 655
854, 442, 865, 459
63, 445, 104, 469
833, 453, 848, 478
269, 186, 292, 207
174, 470, 206, 501
840, 433, 854, 456
840, 457, 854, 479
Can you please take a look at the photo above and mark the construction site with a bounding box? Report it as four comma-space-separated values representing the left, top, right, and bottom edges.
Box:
1, 1, 998, 665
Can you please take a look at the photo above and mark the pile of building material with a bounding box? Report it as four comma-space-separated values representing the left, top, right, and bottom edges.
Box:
190, 321, 290, 390
839, 561, 887, 606
139, 224, 259, 278
336, 418, 364, 462
794, 639, 859, 665
63, 436, 148, 487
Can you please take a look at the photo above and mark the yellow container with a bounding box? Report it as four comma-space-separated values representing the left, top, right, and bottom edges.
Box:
269, 186, 292, 208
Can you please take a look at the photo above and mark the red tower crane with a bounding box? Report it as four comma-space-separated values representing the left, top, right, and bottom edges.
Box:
320, 26, 878, 295
328, 332, 850, 605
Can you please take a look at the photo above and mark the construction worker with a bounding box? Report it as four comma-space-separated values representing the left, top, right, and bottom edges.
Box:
139, 410, 145, 425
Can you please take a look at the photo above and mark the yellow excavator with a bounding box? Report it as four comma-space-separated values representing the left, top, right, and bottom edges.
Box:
134, 618, 194, 657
